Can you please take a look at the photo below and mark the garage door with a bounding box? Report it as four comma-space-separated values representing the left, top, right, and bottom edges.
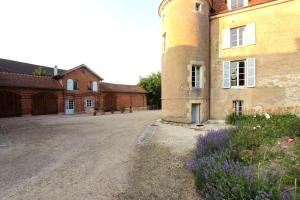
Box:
103, 94, 116, 111
32, 93, 58, 115
0, 91, 22, 118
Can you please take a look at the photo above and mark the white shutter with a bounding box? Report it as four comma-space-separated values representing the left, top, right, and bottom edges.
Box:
246, 23, 256, 45
222, 29, 231, 49
247, 58, 256, 87
223, 61, 231, 88
227, 0, 232, 10
244, 0, 249, 6
67, 79, 74, 91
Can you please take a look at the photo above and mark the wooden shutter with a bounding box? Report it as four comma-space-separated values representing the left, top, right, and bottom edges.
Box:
246, 23, 256, 45
223, 61, 231, 88
244, 0, 249, 6
247, 58, 256, 87
222, 29, 230, 49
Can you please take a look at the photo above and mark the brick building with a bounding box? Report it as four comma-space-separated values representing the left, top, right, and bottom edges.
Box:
159, 0, 300, 123
0, 58, 147, 117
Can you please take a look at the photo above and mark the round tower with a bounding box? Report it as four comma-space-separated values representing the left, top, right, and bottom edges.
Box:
159, 0, 210, 123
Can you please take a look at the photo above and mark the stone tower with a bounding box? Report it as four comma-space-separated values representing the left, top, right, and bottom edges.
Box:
159, 0, 210, 123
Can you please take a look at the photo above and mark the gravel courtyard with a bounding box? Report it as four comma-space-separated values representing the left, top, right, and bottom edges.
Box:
0, 111, 161, 200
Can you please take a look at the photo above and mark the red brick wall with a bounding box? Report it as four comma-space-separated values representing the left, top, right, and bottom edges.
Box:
59, 67, 102, 113
0, 87, 64, 115
60, 67, 101, 93
100, 92, 147, 111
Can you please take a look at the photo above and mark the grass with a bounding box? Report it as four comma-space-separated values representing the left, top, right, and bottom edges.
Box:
189, 113, 300, 199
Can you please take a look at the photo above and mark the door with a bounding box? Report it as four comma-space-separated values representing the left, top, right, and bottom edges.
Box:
0, 91, 21, 118
65, 99, 75, 115
32, 93, 58, 115
192, 104, 201, 124
103, 94, 116, 111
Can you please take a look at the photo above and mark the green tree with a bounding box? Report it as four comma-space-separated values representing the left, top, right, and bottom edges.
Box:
33, 67, 47, 76
138, 72, 161, 109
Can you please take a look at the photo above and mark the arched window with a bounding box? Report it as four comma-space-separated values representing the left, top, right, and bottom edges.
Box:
92, 81, 98, 92
67, 79, 74, 91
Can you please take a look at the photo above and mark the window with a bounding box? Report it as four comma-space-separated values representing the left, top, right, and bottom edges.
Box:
86, 99, 94, 108
231, 0, 244, 9
192, 65, 201, 88
230, 26, 245, 47
88, 82, 92, 91
67, 79, 74, 91
195, 2, 202, 12
92, 81, 98, 92
223, 58, 256, 89
73, 80, 79, 90
230, 60, 245, 87
233, 100, 243, 115
162, 33, 166, 53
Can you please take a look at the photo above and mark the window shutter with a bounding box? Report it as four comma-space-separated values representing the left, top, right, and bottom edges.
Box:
246, 23, 256, 45
227, 0, 232, 10
223, 61, 231, 88
222, 29, 230, 49
246, 58, 256, 87
244, 0, 249, 6
67, 79, 74, 91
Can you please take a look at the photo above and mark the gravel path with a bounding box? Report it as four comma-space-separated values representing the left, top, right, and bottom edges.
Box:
0, 111, 160, 200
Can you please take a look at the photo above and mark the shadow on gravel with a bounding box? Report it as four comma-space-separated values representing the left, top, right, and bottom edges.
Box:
116, 142, 199, 200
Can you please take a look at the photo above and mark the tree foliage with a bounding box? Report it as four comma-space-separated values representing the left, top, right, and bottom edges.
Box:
138, 72, 161, 109
33, 67, 47, 76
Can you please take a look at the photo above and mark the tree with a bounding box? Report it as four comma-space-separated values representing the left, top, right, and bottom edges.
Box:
138, 72, 161, 109
33, 67, 47, 76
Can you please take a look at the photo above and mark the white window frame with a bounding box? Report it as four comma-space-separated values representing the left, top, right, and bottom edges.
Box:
192, 65, 201, 89
67, 79, 74, 91
194, 2, 202, 12
86, 99, 94, 108
230, 60, 246, 88
92, 81, 98, 92
233, 100, 243, 115
228, 0, 248, 10
230, 26, 246, 48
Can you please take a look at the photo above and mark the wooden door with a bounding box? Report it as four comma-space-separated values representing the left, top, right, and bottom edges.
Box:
32, 93, 58, 115
0, 91, 21, 118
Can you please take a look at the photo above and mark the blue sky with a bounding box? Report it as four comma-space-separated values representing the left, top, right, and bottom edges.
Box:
0, 0, 162, 84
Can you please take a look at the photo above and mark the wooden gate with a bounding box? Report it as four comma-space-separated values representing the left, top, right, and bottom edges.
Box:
103, 94, 116, 111
0, 91, 22, 118
32, 93, 58, 115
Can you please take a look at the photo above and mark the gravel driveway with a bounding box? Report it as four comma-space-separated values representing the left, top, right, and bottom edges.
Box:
0, 111, 160, 200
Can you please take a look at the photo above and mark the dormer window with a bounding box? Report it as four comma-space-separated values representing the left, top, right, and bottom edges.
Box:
228, 0, 248, 10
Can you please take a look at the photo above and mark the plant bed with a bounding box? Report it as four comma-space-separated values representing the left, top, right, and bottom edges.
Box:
188, 114, 300, 200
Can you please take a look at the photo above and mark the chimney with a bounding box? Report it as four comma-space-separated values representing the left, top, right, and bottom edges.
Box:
54, 65, 58, 76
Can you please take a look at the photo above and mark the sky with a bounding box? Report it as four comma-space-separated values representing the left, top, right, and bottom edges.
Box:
0, 0, 162, 84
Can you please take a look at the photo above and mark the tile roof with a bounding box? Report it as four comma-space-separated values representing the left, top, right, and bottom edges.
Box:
100, 82, 148, 94
0, 72, 63, 90
212, 0, 275, 15
0, 58, 66, 76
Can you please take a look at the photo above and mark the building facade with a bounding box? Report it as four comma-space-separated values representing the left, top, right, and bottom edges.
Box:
0, 59, 147, 117
159, 0, 300, 123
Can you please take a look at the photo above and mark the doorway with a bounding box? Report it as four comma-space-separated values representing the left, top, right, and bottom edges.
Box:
191, 104, 201, 124
65, 99, 75, 115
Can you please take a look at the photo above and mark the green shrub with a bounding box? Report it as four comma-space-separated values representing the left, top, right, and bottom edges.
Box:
120, 106, 125, 113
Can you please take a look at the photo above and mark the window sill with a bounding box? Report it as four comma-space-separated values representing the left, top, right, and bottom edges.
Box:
230, 86, 247, 89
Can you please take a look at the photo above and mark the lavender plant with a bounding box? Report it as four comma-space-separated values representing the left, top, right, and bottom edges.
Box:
196, 129, 230, 158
